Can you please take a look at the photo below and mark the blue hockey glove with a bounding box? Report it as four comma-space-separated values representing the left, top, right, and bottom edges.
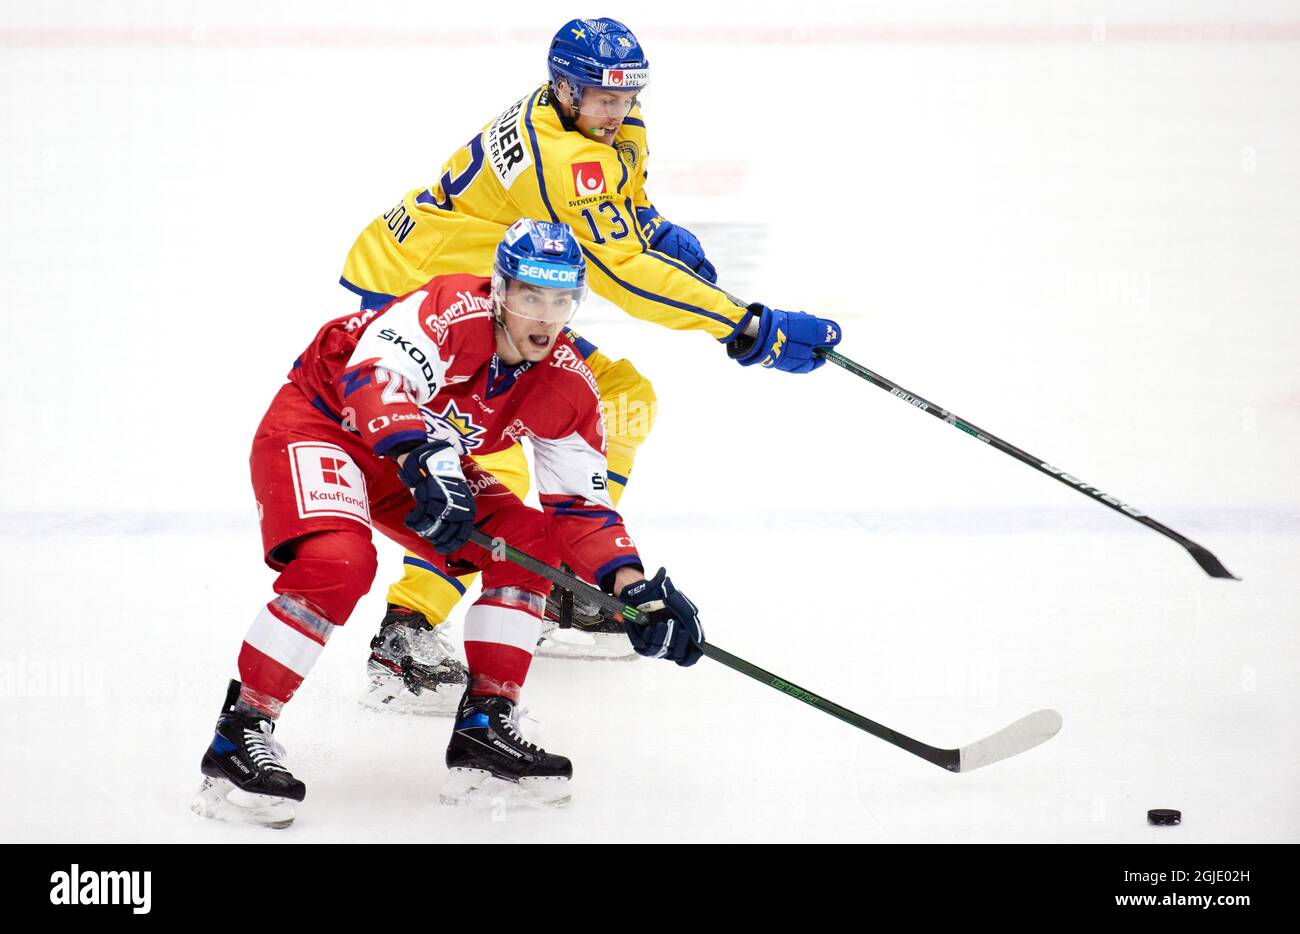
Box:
636, 207, 717, 283
397, 441, 476, 554
618, 568, 704, 667
727, 303, 842, 374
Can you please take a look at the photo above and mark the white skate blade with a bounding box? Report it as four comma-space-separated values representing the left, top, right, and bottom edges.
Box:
358, 671, 461, 717
536, 629, 638, 661
191, 776, 297, 829
439, 768, 572, 809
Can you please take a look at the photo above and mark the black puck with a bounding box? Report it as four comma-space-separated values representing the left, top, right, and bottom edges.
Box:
1148, 808, 1181, 825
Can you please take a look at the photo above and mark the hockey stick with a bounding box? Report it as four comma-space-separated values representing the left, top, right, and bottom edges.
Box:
817, 348, 1239, 580
468, 529, 1063, 773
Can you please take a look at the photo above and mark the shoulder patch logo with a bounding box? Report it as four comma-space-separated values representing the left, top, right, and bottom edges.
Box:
615, 140, 640, 172
571, 161, 607, 198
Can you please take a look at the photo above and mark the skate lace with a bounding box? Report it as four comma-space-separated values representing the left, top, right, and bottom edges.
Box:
499, 705, 542, 751
244, 720, 290, 774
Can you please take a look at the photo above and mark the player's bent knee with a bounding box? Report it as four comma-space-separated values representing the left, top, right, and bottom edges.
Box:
272, 529, 378, 626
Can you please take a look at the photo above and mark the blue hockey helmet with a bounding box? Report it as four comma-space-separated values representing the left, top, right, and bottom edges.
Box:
548, 18, 649, 106
492, 219, 588, 323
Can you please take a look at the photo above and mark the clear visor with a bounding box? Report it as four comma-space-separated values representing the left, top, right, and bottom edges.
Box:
573, 86, 645, 120
494, 274, 586, 327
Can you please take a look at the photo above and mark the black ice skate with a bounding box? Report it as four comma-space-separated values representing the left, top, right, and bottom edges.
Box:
360, 604, 469, 715
441, 692, 572, 808
191, 680, 305, 830
537, 566, 636, 661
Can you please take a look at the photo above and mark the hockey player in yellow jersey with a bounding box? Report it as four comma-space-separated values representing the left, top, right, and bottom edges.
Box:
347, 18, 843, 711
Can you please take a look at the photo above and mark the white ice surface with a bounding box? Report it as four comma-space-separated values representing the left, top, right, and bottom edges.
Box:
1, 1, 1298, 842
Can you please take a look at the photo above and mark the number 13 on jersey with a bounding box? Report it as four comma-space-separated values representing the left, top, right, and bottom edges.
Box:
580, 202, 630, 244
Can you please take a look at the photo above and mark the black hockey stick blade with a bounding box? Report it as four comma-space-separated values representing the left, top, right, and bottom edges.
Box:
1182, 538, 1240, 581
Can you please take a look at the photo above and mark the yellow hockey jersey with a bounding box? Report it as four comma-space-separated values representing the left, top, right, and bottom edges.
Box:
341, 83, 748, 341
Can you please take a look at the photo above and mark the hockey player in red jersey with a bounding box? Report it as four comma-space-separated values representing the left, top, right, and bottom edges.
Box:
193, 219, 704, 827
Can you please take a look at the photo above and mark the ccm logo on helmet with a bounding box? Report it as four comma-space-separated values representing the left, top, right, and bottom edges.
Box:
518, 263, 578, 285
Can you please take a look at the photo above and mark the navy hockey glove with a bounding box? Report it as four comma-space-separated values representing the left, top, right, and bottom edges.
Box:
636, 207, 717, 283
727, 303, 842, 374
618, 568, 704, 667
397, 441, 476, 554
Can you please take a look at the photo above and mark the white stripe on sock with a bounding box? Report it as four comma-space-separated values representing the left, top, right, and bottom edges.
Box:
464, 602, 541, 654
244, 605, 326, 677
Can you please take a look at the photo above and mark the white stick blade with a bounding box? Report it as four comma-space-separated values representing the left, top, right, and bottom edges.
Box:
957, 709, 1063, 772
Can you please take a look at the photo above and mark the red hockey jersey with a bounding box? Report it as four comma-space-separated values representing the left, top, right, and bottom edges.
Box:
289, 272, 640, 586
